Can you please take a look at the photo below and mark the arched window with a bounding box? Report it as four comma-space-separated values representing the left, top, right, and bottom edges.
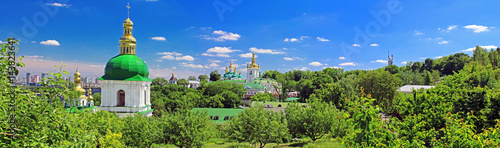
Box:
214, 116, 219, 120
144, 90, 147, 106
210, 116, 213, 120
278, 104, 282, 107
117, 90, 125, 106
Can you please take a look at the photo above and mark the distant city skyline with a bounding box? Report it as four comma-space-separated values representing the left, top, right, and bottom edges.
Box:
2, 1, 500, 79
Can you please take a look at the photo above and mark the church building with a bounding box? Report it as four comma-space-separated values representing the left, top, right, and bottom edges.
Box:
98, 5, 153, 116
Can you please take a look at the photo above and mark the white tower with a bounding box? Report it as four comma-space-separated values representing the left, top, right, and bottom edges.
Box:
98, 5, 153, 116
247, 52, 260, 82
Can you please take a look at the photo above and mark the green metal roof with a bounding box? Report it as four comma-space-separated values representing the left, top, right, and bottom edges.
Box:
244, 82, 267, 89
285, 97, 300, 102
224, 80, 246, 83
191, 108, 245, 124
253, 78, 278, 83
251, 101, 308, 108
100, 54, 152, 81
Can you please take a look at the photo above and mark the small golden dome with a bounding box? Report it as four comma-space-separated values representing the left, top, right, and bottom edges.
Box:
120, 35, 136, 43
124, 18, 133, 26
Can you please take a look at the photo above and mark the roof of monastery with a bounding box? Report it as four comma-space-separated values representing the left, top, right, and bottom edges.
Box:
244, 82, 268, 90
100, 55, 151, 81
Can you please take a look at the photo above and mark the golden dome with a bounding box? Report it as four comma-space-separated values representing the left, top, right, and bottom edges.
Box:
247, 52, 259, 68
124, 18, 133, 26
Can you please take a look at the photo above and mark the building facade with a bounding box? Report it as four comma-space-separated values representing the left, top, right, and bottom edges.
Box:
98, 6, 152, 116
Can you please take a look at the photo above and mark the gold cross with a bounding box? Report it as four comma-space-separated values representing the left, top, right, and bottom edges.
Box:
126, 3, 130, 18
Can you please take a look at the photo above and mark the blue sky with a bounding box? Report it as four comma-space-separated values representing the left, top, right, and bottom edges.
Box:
1, 0, 500, 79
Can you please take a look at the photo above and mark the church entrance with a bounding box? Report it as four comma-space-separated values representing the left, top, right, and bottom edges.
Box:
117, 90, 125, 106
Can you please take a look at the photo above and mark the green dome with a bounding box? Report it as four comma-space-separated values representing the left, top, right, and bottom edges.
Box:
223, 74, 229, 78
99, 54, 152, 81
232, 74, 238, 78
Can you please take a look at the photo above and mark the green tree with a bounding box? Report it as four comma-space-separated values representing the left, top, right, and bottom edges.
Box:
312, 83, 346, 110
225, 106, 289, 148
385, 65, 399, 74
121, 115, 163, 148
177, 78, 189, 86
209, 70, 221, 81
424, 71, 433, 85
357, 70, 402, 112
162, 111, 214, 148
92, 92, 101, 106
152, 77, 168, 86
250, 92, 274, 102
286, 98, 344, 141
198, 74, 208, 81
188, 75, 197, 81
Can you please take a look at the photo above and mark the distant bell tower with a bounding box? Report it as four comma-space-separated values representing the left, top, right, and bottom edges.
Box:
246, 52, 260, 82
388, 51, 394, 66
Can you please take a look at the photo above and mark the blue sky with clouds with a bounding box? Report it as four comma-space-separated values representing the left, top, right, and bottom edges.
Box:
1, 0, 500, 79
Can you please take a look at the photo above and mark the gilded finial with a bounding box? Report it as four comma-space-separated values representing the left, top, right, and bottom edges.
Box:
172, 73, 174, 76
126, 3, 131, 18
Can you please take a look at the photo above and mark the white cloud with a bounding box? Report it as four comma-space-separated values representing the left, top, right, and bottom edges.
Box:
151, 36, 166, 41
419, 57, 428, 59
158, 52, 182, 56
160, 55, 174, 60
40, 40, 60, 46
463, 25, 491, 33
249, 47, 286, 54
414, 30, 424, 35
216, 54, 230, 57
156, 59, 163, 62
283, 57, 303, 61
463, 45, 498, 52
434, 56, 443, 59
209, 63, 219, 67
309, 62, 323, 66
203, 30, 241, 41
296, 67, 308, 71
371, 60, 388, 63
338, 57, 346, 60
316, 37, 329, 42
175, 55, 194, 61
438, 40, 449, 44
300, 36, 309, 40
401, 61, 407, 64
239, 53, 255, 58
369, 43, 379, 47
339, 62, 356, 66
207, 47, 238, 53
284, 37, 299, 42
30, 41, 36, 43
157, 52, 193, 61
447, 25, 457, 32
201, 53, 214, 56
46, 3, 69, 7
181, 63, 205, 68
0, 41, 6, 44
208, 59, 221, 63
352, 44, 360, 47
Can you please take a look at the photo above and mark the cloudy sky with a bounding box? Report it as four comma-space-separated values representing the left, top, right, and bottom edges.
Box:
1, 0, 500, 79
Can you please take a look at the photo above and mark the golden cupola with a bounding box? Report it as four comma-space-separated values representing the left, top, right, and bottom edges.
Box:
119, 4, 136, 55
74, 67, 87, 99
87, 88, 94, 102
247, 52, 259, 68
